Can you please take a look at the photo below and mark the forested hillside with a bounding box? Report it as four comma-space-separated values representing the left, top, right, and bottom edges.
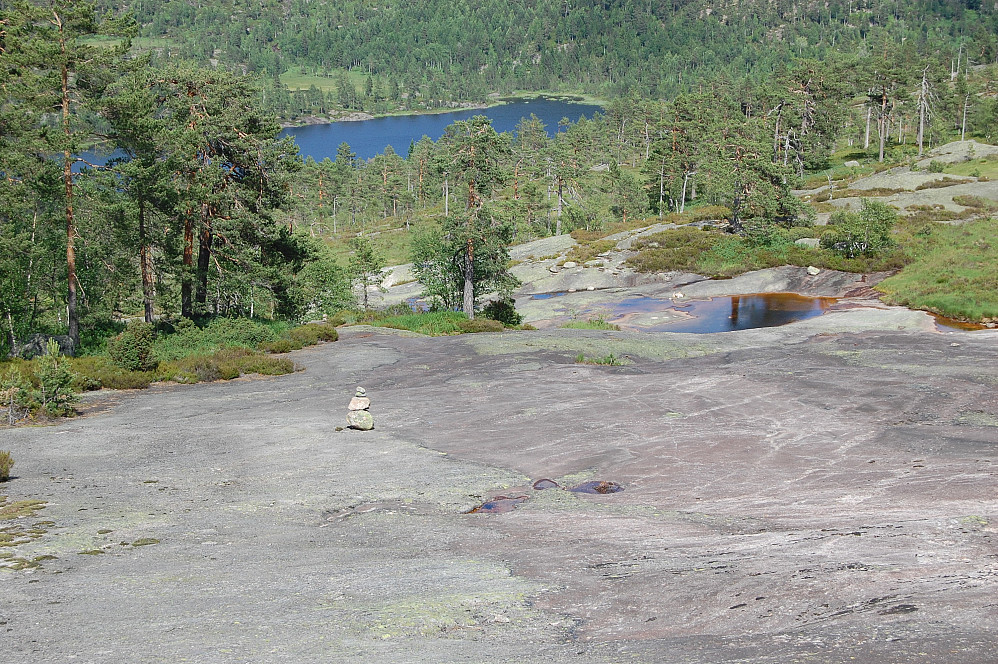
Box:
121, 0, 998, 116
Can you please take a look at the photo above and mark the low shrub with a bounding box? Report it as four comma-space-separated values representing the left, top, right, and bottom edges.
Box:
914, 177, 974, 191
258, 339, 295, 354
1, 368, 30, 425
152, 317, 287, 362
288, 322, 339, 346
626, 227, 724, 273
952, 195, 998, 210
927, 159, 946, 173
32, 340, 78, 417
565, 239, 616, 264
0, 450, 12, 481
457, 318, 505, 333
107, 322, 157, 372
259, 322, 339, 353
163, 348, 297, 383
69, 356, 154, 391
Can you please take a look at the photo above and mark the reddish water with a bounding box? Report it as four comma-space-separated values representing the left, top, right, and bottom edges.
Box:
932, 314, 988, 332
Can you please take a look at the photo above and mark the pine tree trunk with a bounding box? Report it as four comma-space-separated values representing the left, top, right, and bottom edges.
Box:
864, 106, 871, 149
181, 214, 194, 318
463, 239, 474, 319
62, 60, 79, 349
195, 218, 212, 309
139, 198, 154, 323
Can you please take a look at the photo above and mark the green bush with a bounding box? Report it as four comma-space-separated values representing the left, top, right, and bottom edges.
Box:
482, 299, 523, 326
0, 450, 12, 481
107, 322, 158, 372
821, 199, 897, 258
927, 160, 946, 173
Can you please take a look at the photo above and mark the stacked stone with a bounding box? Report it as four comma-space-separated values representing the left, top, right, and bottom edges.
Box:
346, 386, 374, 430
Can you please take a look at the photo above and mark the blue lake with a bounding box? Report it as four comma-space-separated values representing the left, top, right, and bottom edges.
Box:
281, 97, 603, 161
79, 98, 601, 169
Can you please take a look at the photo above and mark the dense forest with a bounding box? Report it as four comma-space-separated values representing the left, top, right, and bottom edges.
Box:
115, 0, 998, 119
1, 0, 997, 365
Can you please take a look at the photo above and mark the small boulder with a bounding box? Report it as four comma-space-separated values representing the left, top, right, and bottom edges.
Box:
794, 238, 821, 249
806, 266, 821, 276
347, 409, 374, 431
562, 261, 578, 268
843, 160, 861, 168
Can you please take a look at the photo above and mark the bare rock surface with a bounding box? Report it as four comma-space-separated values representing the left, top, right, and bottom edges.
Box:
4, 307, 997, 663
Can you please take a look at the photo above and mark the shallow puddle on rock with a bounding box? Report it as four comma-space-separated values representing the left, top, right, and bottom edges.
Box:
532, 478, 560, 490
530, 291, 571, 300
467, 495, 529, 514
610, 293, 837, 333
932, 314, 987, 332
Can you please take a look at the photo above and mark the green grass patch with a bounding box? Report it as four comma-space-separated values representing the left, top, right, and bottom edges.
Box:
367, 310, 468, 335
944, 154, 998, 179
876, 218, 998, 322
359, 310, 511, 335
575, 352, 628, 365
561, 317, 620, 331
280, 69, 358, 93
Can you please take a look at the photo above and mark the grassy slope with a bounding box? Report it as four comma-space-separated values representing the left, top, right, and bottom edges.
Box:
876, 218, 998, 321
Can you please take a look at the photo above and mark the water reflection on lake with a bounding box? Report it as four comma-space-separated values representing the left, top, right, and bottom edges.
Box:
612, 293, 837, 333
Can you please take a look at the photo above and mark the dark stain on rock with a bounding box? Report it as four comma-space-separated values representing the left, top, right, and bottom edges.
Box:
879, 604, 918, 615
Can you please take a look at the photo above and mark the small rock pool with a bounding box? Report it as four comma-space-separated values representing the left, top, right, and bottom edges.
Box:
609, 293, 837, 333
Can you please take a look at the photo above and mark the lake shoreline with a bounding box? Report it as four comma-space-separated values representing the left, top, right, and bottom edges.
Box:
280, 93, 604, 130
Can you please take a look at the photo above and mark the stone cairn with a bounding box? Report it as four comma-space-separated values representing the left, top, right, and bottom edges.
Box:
346, 386, 374, 430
